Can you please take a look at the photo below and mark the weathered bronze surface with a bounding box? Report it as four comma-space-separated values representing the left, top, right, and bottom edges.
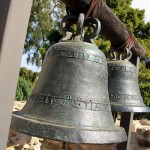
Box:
11, 13, 126, 144
11, 41, 127, 144
108, 60, 150, 112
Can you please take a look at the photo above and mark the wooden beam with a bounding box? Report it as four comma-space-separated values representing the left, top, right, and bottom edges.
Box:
61, 0, 146, 58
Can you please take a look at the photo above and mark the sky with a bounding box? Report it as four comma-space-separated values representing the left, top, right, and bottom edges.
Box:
21, 53, 41, 72
21, 0, 150, 72
132, 0, 150, 23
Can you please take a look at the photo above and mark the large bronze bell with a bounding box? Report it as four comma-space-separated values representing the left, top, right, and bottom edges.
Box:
11, 14, 127, 144
108, 51, 150, 112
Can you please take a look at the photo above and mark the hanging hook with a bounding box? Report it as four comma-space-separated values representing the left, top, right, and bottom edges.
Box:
60, 13, 101, 42
108, 48, 132, 61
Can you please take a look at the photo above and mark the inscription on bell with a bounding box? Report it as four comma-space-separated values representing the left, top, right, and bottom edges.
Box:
109, 66, 136, 73
110, 93, 142, 100
31, 94, 111, 112
48, 50, 105, 64
84, 53, 89, 60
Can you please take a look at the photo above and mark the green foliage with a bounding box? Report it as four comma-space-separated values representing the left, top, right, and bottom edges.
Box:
105, 0, 150, 38
15, 67, 39, 100
24, 0, 65, 67
94, 37, 110, 55
138, 39, 150, 57
15, 77, 34, 101
24, 0, 52, 66
139, 64, 150, 105
19, 67, 39, 83
137, 39, 150, 106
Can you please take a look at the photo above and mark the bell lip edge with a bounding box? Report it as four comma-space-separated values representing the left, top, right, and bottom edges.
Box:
11, 111, 127, 144
111, 105, 150, 113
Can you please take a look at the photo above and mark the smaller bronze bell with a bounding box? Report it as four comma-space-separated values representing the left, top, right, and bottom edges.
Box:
108, 51, 150, 112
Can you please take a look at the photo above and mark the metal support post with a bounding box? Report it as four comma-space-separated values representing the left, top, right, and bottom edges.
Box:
117, 113, 134, 150
0, 0, 32, 149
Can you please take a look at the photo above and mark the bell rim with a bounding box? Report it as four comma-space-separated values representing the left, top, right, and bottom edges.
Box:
111, 105, 150, 113
11, 111, 127, 144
